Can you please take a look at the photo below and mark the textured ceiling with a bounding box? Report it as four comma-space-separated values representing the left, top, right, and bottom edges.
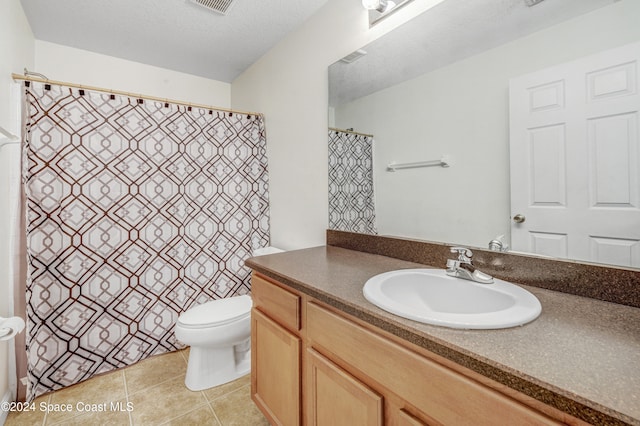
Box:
20, 0, 328, 82
329, 0, 617, 107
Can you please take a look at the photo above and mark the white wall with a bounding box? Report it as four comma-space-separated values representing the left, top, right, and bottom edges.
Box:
35, 41, 231, 108
0, 0, 33, 133
231, 0, 448, 250
333, 0, 640, 248
0, 0, 34, 414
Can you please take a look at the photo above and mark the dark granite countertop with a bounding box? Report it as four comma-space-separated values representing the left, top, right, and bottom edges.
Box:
246, 245, 640, 426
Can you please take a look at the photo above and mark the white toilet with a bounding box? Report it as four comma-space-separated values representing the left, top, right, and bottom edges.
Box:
175, 246, 283, 391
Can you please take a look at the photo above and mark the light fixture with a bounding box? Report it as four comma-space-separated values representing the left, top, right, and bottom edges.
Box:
361, 0, 396, 13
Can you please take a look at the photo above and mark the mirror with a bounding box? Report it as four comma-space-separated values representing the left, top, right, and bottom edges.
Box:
328, 0, 640, 269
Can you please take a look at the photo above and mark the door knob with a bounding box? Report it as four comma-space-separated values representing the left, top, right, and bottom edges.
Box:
513, 214, 526, 223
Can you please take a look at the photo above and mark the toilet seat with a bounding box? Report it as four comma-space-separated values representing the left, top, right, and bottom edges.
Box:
178, 295, 252, 329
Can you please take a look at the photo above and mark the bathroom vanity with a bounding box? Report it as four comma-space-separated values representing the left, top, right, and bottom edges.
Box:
246, 235, 640, 425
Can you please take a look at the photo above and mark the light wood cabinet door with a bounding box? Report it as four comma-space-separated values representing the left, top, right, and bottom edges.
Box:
307, 348, 383, 426
251, 308, 301, 426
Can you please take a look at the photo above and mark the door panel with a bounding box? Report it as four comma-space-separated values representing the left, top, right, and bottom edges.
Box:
510, 41, 640, 267
528, 124, 567, 206
588, 112, 637, 207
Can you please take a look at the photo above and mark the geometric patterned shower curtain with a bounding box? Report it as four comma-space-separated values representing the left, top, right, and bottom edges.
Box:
21, 81, 270, 400
328, 129, 376, 234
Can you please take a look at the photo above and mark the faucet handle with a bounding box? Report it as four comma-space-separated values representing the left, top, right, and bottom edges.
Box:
450, 247, 473, 262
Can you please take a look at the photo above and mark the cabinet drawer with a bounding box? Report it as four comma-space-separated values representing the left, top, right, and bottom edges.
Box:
307, 302, 561, 426
251, 273, 300, 332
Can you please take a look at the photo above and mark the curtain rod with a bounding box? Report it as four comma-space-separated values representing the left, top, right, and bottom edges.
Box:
329, 127, 373, 138
11, 73, 263, 118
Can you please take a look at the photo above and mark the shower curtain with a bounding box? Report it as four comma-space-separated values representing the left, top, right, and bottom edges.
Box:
21, 81, 270, 399
328, 129, 376, 234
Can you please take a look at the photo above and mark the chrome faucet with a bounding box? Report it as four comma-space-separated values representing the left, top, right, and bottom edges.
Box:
445, 247, 494, 284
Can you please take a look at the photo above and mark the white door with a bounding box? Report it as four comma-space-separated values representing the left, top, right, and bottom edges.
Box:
509, 41, 640, 268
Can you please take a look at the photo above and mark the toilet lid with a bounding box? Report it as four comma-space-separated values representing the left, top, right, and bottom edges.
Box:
178, 295, 252, 328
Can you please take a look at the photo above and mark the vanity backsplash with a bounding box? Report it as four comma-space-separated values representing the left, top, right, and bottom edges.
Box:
327, 230, 640, 309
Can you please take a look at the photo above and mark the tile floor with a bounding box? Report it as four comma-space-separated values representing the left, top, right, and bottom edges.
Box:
5, 349, 269, 425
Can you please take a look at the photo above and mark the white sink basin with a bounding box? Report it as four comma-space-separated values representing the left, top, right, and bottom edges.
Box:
363, 269, 541, 329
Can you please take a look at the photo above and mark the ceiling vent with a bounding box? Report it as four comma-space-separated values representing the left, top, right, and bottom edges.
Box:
189, 0, 235, 15
340, 49, 368, 64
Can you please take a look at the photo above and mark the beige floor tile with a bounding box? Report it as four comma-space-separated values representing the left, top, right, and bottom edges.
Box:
124, 351, 187, 396
161, 404, 220, 426
178, 347, 190, 364
46, 370, 127, 424
47, 399, 131, 426
209, 385, 268, 426
128, 376, 206, 425
202, 374, 250, 402
7, 352, 261, 426
4, 394, 49, 426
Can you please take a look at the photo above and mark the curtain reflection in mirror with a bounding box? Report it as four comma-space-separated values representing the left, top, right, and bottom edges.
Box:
328, 129, 377, 235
